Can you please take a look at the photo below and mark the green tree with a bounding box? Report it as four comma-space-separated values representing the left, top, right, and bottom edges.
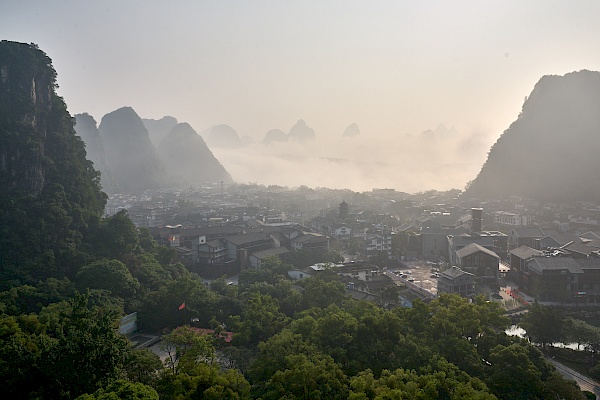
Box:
291, 305, 358, 368
76, 380, 159, 400
157, 363, 250, 400
137, 227, 156, 253
138, 276, 218, 331
519, 303, 563, 347
210, 275, 238, 298
161, 325, 216, 373
562, 317, 600, 354
76, 259, 140, 298
349, 360, 496, 400
259, 353, 348, 400
38, 293, 131, 398
123, 252, 172, 292
0, 313, 48, 398
233, 292, 289, 346
0, 277, 75, 315
92, 210, 139, 260
300, 274, 347, 309
124, 349, 163, 386
487, 343, 543, 400
249, 330, 320, 383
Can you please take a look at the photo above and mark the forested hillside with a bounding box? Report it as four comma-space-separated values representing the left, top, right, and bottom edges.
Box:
0, 41, 592, 399
0, 41, 107, 285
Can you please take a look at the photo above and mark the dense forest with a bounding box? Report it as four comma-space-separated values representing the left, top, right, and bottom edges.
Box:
0, 40, 595, 399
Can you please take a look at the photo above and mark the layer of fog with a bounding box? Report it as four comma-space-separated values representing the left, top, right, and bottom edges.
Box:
207, 124, 494, 193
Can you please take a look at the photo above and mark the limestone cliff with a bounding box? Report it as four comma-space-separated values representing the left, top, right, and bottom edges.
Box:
157, 122, 233, 185
0, 41, 106, 283
464, 70, 600, 202
98, 107, 166, 193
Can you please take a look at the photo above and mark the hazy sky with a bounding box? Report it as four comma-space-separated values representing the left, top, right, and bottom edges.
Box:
4, 1, 600, 191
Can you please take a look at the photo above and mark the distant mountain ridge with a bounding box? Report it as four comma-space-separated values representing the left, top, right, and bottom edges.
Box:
74, 113, 118, 193
205, 124, 243, 148
158, 122, 232, 185
342, 123, 361, 138
98, 107, 167, 193
76, 108, 233, 193
288, 119, 316, 143
464, 70, 600, 202
143, 116, 178, 147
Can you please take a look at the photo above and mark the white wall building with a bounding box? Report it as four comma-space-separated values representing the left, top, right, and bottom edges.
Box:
494, 211, 528, 226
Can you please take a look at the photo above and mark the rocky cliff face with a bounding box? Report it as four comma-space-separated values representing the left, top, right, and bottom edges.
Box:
0, 42, 56, 195
74, 113, 118, 193
157, 122, 233, 185
0, 41, 106, 282
464, 70, 600, 202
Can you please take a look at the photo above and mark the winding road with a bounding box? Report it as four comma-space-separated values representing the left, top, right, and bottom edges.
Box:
548, 358, 600, 396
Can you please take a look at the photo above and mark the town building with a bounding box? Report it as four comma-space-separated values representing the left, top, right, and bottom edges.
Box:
493, 211, 528, 226
437, 266, 475, 298
455, 243, 500, 283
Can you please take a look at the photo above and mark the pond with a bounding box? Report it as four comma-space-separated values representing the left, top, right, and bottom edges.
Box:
505, 325, 582, 350
505, 325, 526, 338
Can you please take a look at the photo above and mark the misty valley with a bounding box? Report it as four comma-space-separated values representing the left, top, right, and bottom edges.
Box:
2, 40, 600, 399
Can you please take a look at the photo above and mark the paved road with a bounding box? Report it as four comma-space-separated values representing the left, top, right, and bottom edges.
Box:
548, 358, 600, 396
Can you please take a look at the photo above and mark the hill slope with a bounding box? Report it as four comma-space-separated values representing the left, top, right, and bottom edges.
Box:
0, 41, 107, 283
464, 70, 600, 202
157, 122, 233, 185
98, 107, 166, 193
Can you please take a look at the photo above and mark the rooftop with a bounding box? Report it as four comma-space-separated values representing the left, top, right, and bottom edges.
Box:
456, 243, 500, 259
510, 245, 543, 260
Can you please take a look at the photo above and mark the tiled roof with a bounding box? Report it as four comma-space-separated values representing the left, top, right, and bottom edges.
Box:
451, 235, 495, 248
205, 239, 224, 248
456, 243, 499, 259
528, 256, 583, 274
562, 241, 600, 256
511, 227, 546, 237
440, 266, 474, 279
225, 232, 272, 245
293, 233, 327, 243
251, 247, 290, 259
574, 258, 600, 270
510, 245, 543, 260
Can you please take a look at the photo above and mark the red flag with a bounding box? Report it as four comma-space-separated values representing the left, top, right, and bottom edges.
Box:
178, 302, 186, 310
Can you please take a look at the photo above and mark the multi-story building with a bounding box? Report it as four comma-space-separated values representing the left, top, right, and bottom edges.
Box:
291, 233, 329, 252
363, 229, 392, 257
455, 243, 500, 283
494, 211, 528, 226
510, 247, 600, 304
437, 266, 475, 298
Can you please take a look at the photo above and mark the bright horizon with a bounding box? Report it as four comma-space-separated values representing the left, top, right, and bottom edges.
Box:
4, 1, 600, 192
